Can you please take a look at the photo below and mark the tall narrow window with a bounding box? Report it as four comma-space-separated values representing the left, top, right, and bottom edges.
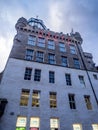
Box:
36, 51, 44, 62
49, 71, 55, 83
68, 94, 76, 109
30, 117, 40, 130
20, 89, 30, 106
92, 124, 98, 130
73, 58, 80, 69
28, 35, 36, 46
84, 95, 92, 110
50, 92, 57, 108
73, 124, 82, 130
93, 74, 98, 80
65, 74, 71, 86
24, 67, 32, 80
32, 90, 40, 107
50, 118, 59, 130
16, 116, 27, 130
59, 42, 66, 52
37, 37, 45, 47
34, 69, 41, 81
70, 45, 77, 54
79, 75, 85, 86
25, 49, 34, 60
48, 53, 55, 64
61, 56, 68, 67
48, 40, 55, 50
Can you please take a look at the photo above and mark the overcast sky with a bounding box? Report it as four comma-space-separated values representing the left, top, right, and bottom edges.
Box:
0, 0, 98, 72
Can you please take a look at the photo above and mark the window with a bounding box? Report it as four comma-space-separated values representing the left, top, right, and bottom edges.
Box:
48, 40, 55, 50
73, 124, 82, 130
50, 118, 59, 130
34, 69, 41, 81
61, 56, 68, 67
50, 92, 57, 108
73, 58, 80, 69
92, 124, 98, 130
36, 51, 44, 62
24, 68, 32, 80
68, 94, 76, 109
84, 95, 92, 110
37, 37, 45, 47
25, 49, 34, 60
16, 116, 27, 130
20, 89, 30, 106
28, 35, 36, 46
48, 53, 55, 64
65, 74, 71, 86
32, 90, 40, 107
93, 74, 98, 80
30, 117, 40, 130
49, 71, 55, 83
59, 42, 66, 52
78, 75, 85, 86
70, 45, 77, 54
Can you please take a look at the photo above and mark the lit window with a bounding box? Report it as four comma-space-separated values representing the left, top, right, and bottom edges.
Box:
24, 68, 32, 80
73, 58, 80, 69
92, 124, 98, 130
48, 40, 55, 50
93, 74, 98, 80
32, 90, 40, 107
68, 94, 76, 109
37, 37, 45, 47
61, 56, 68, 67
28, 35, 36, 46
73, 124, 82, 130
34, 69, 41, 81
78, 75, 85, 86
20, 89, 30, 106
48, 53, 55, 64
70, 45, 77, 54
50, 92, 57, 108
30, 117, 40, 130
59, 42, 66, 52
49, 71, 55, 83
65, 74, 71, 86
36, 51, 44, 62
16, 116, 27, 130
50, 118, 59, 130
84, 95, 92, 110
25, 49, 34, 60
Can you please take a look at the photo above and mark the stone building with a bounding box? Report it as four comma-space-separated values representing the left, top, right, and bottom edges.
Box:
0, 17, 98, 130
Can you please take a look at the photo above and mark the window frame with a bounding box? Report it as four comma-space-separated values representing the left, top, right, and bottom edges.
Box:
68, 94, 76, 109
61, 56, 68, 67
36, 51, 44, 62
73, 58, 80, 69
37, 37, 45, 48
48, 53, 55, 64
25, 49, 34, 61
28, 35, 36, 46
24, 67, 32, 80
59, 42, 66, 52
48, 40, 55, 50
50, 92, 57, 108
34, 69, 41, 81
49, 71, 55, 83
32, 90, 40, 107
70, 44, 77, 54
84, 95, 92, 110
20, 89, 30, 106
65, 73, 72, 86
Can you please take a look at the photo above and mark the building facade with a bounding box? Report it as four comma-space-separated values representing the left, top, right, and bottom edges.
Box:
0, 17, 98, 130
